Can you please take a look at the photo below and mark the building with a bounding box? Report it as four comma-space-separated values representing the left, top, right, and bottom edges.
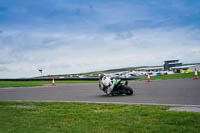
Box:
164, 60, 182, 70
171, 65, 200, 73
136, 66, 164, 72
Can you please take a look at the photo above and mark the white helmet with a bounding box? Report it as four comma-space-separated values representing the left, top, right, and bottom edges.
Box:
102, 76, 111, 86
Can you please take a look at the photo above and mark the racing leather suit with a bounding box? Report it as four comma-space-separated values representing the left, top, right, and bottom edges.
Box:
99, 75, 115, 95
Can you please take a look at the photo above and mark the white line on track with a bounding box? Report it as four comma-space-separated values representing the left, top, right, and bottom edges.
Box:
6, 100, 200, 107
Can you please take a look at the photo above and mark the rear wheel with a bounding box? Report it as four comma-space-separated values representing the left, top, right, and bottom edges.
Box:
120, 85, 133, 95
126, 87, 133, 95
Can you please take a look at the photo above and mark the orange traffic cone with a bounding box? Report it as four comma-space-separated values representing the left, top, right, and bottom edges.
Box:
194, 69, 198, 79
52, 78, 55, 86
147, 74, 151, 82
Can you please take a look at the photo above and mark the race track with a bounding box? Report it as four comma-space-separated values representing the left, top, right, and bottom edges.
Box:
0, 79, 200, 106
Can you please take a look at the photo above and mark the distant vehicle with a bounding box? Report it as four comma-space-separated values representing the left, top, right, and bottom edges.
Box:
129, 71, 147, 76
78, 75, 86, 78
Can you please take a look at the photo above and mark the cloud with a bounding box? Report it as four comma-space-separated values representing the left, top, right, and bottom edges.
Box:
0, 66, 8, 72
0, 0, 200, 78
1, 0, 199, 30
0, 26, 200, 78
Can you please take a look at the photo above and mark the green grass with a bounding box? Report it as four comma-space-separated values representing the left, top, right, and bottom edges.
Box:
0, 81, 48, 88
0, 101, 199, 133
137, 72, 200, 81
0, 80, 97, 88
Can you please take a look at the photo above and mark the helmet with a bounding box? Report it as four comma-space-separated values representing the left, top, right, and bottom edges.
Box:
102, 76, 111, 86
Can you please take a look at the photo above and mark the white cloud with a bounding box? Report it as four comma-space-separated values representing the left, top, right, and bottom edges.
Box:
0, 27, 200, 78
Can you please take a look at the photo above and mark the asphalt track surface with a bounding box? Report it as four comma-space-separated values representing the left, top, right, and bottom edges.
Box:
0, 79, 200, 106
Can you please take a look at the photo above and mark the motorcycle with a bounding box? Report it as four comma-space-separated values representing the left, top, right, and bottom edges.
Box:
110, 79, 134, 96
99, 75, 134, 96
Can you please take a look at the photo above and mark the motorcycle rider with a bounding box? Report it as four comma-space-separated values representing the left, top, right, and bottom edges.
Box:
99, 74, 116, 96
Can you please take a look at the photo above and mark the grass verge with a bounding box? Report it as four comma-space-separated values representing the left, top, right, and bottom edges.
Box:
0, 80, 97, 88
0, 101, 200, 133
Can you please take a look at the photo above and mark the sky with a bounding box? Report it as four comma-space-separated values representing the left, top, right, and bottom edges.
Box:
0, 0, 200, 78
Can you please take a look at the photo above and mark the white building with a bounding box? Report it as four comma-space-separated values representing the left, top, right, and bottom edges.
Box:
136, 66, 164, 72
171, 65, 200, 73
